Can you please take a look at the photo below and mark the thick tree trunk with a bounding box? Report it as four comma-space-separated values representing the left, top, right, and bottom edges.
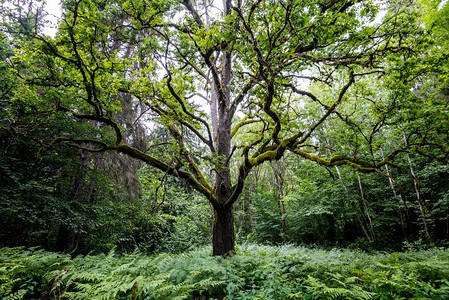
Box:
212, 39, 233, 255
212, 206, 235, 256
209, 0, 235, 256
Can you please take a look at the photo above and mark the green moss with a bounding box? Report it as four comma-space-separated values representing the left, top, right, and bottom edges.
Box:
249, 150, 277, 166
329, 155, 343, 163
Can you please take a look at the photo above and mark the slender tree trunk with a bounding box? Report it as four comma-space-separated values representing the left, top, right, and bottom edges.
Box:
280, 197, 286, 234
204, 0, 218, 147
446, 217, 449, 240
380, 148, 409, 243
404, 134, 431, 242
247, 168, 258, 230
356, 172, 375, 242
334, 165, 372, 242
272, 159, 287, 234
328, 148, 348, 224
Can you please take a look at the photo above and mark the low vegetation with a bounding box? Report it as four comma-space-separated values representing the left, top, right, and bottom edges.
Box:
2, 244, 449, 299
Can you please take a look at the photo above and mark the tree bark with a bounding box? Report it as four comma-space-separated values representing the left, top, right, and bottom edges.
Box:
212, 206, 235, 256
211, 0, 234, 254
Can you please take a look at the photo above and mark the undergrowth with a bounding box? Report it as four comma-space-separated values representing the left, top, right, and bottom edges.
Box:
1, 244, 449, 299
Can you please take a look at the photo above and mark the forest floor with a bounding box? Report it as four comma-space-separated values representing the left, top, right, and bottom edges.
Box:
1, 244, 449, 299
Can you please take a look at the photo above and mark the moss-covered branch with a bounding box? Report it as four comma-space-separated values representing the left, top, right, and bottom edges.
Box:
289, 148, 376, 173
230, 115, 260, 138
116, 144, 217, 207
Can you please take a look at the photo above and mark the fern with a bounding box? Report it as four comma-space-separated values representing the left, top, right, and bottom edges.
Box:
304, 274, 374, 299
1, 245, 449, 299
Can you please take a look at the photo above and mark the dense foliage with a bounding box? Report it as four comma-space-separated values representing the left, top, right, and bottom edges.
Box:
238, 155, 449, 250
1, 245, 449, 299
0, 131, 212, 254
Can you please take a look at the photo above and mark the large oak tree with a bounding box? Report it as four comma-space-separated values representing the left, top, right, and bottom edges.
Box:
2, 0, 426, 255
